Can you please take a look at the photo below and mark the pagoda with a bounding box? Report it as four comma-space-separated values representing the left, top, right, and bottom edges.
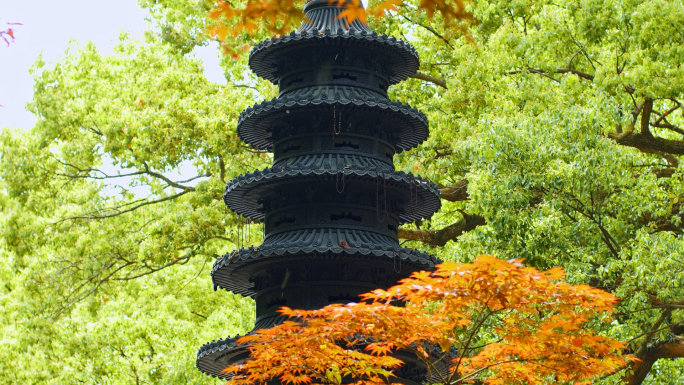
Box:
197, 0, 442, 383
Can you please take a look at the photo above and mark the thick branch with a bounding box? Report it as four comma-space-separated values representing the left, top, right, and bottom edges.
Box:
652, 121, 684, 136
641, 99, 653, 136
398, 213, 485, 246
609, 131, 684, 156
411, 72, 448, 89
438, 179, 469, 201
553, 68, 595, 81
397, 180, 477, 246
625, 337, 684, 385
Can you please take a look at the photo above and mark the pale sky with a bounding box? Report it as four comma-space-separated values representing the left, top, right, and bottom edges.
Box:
0, 0, 225, 130
0, 0, 225, 195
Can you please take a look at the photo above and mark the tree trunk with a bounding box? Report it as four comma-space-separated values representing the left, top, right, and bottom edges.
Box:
624, 337, 684, 385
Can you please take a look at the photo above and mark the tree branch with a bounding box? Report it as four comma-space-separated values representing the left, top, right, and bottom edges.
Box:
411, 72, 448, 89
400, 15, 454, 49
56, 190, 192, 222
398, 212, 485, 246
609, 131, 684, 156
438, 179, 469, 201
625, 336, 684, 385
54, 158, 202, 191
143, 163, 197, 191
641, 98, 653, 136
651, 121, 684, 136
553, 68, 595, 81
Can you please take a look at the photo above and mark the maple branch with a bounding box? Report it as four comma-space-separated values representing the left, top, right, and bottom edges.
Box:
653, 102, 682, 124
433, 145, 454, 158
649, 297, 684, 309
233, 84, 259, 91
142, 163, 202, 191
454, 359, 530, 384
452, 307, 502, 380
633, 310, 672, 357
411, 72, 448, 89
241, 145, 270, 154
49, 258, 132, 320
627, 317, 684, 345
568, 33, 600, 70
218, 155, 226, 182
651, 102, 684, 136
0, 24, 20, 47
404, 345, 450, 385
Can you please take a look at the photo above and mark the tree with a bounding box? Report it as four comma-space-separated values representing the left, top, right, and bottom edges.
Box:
0, 0, 683, 383
226, 256, 629, 385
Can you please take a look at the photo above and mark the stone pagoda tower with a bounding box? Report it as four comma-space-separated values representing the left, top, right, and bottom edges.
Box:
197, 0, 442, 382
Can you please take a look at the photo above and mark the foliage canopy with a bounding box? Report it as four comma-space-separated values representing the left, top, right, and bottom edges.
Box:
1, 0, 683, 384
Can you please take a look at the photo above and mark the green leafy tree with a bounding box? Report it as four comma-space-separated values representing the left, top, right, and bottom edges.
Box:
1, 0, 683, 384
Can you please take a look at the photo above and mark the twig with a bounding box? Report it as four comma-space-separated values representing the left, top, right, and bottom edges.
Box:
55, 190, 192, 222
400, 15, 454, 49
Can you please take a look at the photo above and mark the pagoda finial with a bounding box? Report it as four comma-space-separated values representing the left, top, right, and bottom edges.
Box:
298, 0, 371, 34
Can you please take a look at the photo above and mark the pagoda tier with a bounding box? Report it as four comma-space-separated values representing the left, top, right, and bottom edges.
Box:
249, 0, 419, 85
197, 0, 442, 382
223, 167, 440, 223
237, 88, 429, 151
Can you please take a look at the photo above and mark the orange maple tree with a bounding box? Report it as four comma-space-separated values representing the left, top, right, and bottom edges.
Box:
207, 0, 474, 56
224, 255, 631, 385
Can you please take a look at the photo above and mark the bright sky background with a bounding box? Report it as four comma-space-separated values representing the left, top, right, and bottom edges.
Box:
0, 0, 226, 195
0, 0, 225, 130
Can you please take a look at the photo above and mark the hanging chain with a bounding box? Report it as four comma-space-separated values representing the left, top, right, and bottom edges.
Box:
247, 217, 251, 246
336, 171, 346, 193
333, 104, 342, 135
414, 177, 419, 217
238, 215, 241, 249
384, 173, 387, 220
409, 175, 417, 217
240, 215, 245, 249
376, 166, 387, 222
